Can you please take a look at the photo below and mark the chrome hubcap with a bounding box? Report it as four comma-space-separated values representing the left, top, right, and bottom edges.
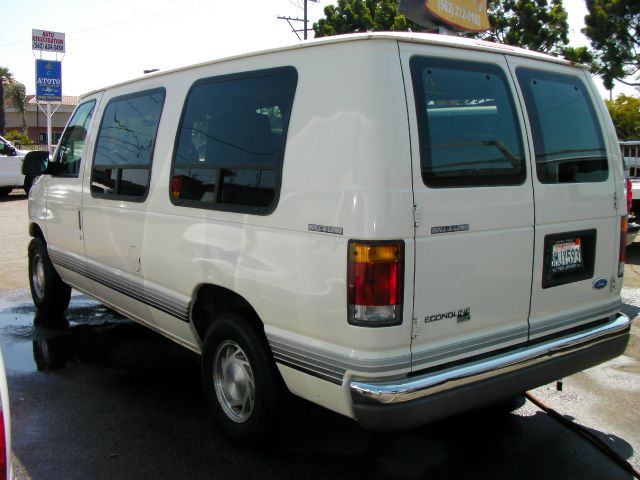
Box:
213, 340, 255, 423
32, 253, 45, 299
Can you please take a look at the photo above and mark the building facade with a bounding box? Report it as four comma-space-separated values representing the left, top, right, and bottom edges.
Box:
3, 95, 78, 145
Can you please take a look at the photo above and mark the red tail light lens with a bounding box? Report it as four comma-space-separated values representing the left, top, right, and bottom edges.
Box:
171, 176, 181, 200
619, 216, 627, 277
627, 177, 633, 214
348, 240, 404, 327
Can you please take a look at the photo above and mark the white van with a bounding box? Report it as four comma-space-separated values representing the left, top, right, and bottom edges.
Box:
23, 33, 631, 443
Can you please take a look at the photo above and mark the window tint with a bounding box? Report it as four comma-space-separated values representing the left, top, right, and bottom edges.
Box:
516, 68, 607, 184
54, 100, 95, 176
410, 57, 525, 188
92, 89, 165, 199
171, 67, 297, 213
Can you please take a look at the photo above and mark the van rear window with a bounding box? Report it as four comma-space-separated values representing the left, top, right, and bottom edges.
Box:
171, 67, 297, 214
410, 57, 526, 188
516, 68, 608, 184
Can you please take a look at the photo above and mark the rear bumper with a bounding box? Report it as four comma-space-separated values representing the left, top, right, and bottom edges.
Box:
350, 313, 630, 431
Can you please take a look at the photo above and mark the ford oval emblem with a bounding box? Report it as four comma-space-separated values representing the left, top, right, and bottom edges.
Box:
592, 278, 608, 290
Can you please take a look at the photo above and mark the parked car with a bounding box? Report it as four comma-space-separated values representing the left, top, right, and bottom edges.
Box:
0, 135, 33, 197
622, 152, 640, 246
23, 32, 631, 444
621, 141, 640, 245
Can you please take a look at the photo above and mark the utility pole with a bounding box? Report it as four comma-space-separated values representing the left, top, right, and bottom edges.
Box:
278, 0, 319, 41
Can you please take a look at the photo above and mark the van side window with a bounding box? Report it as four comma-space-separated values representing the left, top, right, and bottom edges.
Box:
91, 89, 165, 199
171, 67, 297, 213
54, 100, 96, 177
516, 68, 608, 184
410, 57, 525, 188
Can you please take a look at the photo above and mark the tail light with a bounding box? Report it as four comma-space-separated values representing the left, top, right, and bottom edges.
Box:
171, 176, 181, 200
348, 240, 404, 327
627, 177, 633, 214
619, 216, 627, 277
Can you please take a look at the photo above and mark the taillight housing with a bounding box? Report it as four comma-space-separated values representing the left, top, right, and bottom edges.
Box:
627, 177, 633, 214
171, 176, 181, 200
347, 240, 404, 327
619, 216, 627, 277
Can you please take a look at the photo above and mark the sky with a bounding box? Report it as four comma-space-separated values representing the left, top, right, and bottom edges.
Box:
0, 0, 636, 100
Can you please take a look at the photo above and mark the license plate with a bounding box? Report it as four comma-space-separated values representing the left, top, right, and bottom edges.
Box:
550, 238, 583, 273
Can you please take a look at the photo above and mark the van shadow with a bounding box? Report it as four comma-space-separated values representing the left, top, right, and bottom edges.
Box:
0, 192, 27, 203
625, 241, 640, 266
621, 302, 640, 320
2, 297, 637, 480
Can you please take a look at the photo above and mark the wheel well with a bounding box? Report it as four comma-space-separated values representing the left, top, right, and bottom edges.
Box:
29, 223, 45, 241
191, 285, 264, 343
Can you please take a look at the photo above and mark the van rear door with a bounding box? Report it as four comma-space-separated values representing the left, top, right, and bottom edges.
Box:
400, 43, 534, 372
508, 59, 621, 340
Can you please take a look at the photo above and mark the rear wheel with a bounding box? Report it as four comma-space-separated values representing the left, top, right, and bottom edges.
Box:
28, 238, 71, 316
201, 312, 281, 445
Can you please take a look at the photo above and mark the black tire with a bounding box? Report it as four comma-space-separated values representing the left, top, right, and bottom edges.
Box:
23, 176, 35, 195
0, 187, 13, 198
28, 237, 71, 315
201, 312, 281, 445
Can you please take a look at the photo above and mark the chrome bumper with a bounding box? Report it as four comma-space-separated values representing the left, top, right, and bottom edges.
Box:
350, 313, 630, 431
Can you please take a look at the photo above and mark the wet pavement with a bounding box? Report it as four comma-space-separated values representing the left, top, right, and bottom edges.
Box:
0, 291, 638, 480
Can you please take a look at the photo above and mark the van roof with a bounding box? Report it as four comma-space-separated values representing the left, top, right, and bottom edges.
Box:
82, 32, 583, 98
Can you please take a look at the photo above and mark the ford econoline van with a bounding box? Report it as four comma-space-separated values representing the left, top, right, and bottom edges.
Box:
23, 32, 631, 443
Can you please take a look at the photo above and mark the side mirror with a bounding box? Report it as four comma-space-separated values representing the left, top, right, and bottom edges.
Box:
22, 151, 50, 176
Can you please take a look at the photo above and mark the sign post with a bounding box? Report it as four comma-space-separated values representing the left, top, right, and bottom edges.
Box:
32, 29, 65, 153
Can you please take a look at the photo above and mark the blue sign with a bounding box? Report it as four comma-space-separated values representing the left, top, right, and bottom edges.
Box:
35, 60, 62, 102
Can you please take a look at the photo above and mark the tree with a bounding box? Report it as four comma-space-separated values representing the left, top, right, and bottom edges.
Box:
5, 130, 32, 145
313, 0, 421, 38
605, 94, 640, 139
582, 0, 639, 91
4, 81, 27, 135
476, 0, 569, 55
0, 66, 28, 136
0, 66, 12, 135
313, 0, 570, 58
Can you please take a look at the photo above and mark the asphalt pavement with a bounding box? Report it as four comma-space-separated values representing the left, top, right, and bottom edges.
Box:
0, 289, 637, 480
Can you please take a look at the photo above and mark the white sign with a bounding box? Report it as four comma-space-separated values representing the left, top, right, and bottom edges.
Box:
32, 29, 65, 53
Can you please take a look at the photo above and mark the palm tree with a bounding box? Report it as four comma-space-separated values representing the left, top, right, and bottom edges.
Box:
0, 66, 28, 136
0, 66, 12, 135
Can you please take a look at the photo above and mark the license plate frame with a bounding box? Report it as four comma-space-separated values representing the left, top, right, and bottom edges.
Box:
542, 230, 596, 289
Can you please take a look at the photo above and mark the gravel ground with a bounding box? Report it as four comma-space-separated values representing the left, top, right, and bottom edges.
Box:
0, 192, 30, 291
